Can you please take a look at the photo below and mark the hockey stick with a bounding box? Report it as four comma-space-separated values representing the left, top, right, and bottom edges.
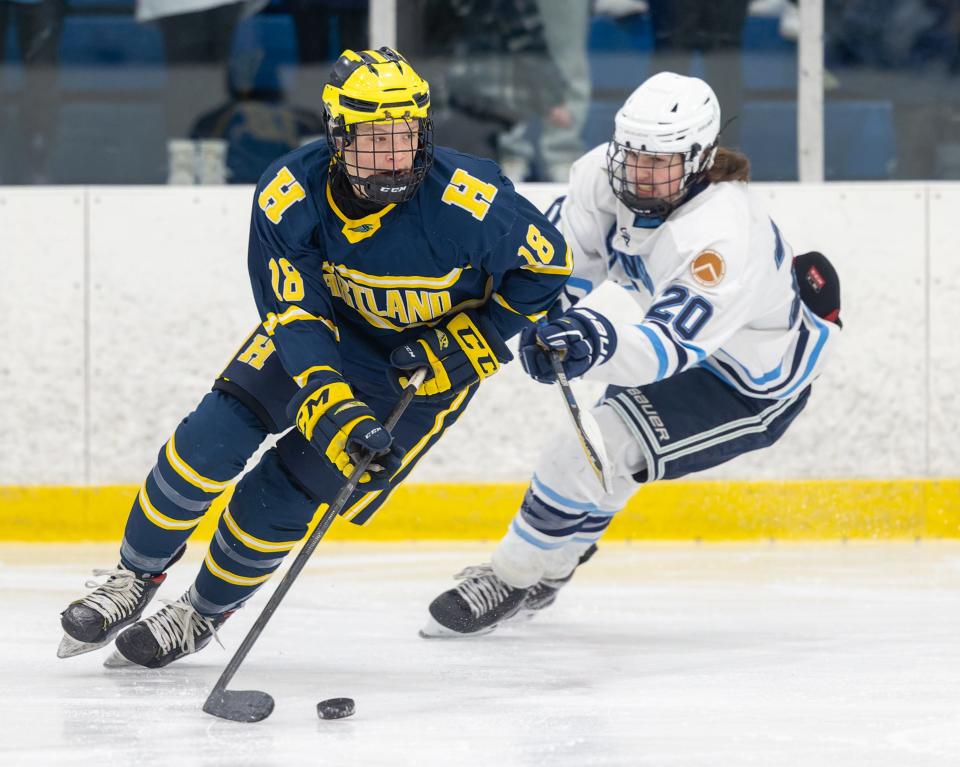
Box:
203, 367, 428, 723
548, 350, 615, 495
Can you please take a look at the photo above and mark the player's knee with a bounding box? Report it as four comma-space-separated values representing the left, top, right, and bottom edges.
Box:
171, 390, 269, 470
230, 447, 317, 532
271, 429, 377, 519
213, 357, 297, 431
535, 403, 643, 496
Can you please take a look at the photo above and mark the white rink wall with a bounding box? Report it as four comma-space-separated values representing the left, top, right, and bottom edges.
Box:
1, 183, 958, 486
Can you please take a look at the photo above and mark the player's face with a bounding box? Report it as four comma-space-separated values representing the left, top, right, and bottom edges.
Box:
344, 119, 418, 179
624, 151, 684, 199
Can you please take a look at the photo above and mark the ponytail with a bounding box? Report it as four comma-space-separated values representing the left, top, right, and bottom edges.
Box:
707, 147, 750, 183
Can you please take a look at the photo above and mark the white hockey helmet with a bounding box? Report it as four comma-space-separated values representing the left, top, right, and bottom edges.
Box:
606, 71, 721, 220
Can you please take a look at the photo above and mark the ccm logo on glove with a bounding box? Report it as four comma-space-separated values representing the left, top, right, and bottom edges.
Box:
292, 380, 404, 489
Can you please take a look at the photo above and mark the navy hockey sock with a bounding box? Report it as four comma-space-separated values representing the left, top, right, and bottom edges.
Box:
120, 390, 269, 575
189, 448, 316, 616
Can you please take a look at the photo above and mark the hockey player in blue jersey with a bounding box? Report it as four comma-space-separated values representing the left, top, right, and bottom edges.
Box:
57, 47, 572, 668
422, 71, 843, 638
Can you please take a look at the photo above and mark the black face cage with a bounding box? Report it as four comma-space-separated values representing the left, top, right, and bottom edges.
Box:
605, 140, 712, 221
325, 114, 435, 205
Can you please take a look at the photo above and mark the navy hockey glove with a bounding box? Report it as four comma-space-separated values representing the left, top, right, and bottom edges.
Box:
519, 307, 616, 383
390, 310, 513, 398
293, 380, 404, 490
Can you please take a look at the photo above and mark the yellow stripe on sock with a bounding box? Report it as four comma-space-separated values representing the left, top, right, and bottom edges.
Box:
137, 484, 199, 532
222, 506, 300, 553
164, 436, 232, 493
202, 550, 273, 586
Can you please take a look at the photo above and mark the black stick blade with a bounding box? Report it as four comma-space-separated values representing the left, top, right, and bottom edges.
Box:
203, 689, 275, 723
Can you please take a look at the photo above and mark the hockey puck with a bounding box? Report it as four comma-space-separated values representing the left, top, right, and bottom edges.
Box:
317, 697, 355, 720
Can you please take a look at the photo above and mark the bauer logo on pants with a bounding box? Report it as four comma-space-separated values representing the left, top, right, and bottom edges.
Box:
691, 250, 725, 287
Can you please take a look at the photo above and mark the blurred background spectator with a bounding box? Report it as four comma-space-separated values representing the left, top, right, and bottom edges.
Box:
288, 0, 367, 64
404, 0, 572, 181
136, 0, 268, 183
4, 0, 960, 185
189, 49, 323, 183
0, 0, 66, 183
825, 0, 960, 178
647, 0, 750, 150
137, 0, 264, 64
779, 0, 798, 41
495, 0, 592, 183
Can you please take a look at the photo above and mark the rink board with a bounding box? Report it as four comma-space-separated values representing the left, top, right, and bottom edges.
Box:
3, 185, 960, 544
0, 478, 957, 542
2, 183, 960, 487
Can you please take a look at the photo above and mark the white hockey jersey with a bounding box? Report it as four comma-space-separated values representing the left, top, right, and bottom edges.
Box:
552, 144, 838, 399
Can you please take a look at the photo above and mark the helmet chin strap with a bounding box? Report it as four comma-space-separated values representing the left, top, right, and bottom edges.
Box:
623, 193, 673, 223
352, 171, 417, 204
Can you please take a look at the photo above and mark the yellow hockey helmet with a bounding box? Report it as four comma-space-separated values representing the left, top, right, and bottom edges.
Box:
322, 47, 434, 204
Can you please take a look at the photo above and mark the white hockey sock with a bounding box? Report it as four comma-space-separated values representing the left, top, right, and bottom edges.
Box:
541, 540, 595, 582
491, 523, 549, 589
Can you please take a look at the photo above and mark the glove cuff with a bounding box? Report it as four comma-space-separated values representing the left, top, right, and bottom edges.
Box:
465, 309, 514, 358
292, 379, 355, 441
286, 368, 347, 420
446, 310, 513, 382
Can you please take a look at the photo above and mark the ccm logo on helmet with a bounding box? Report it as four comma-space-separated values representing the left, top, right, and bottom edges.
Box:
690, 250, 725, 287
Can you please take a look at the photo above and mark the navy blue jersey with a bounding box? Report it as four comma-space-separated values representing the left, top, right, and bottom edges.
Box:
248, 141, 571, 391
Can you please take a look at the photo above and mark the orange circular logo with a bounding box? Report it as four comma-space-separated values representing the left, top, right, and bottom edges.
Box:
690, 250, 725, 287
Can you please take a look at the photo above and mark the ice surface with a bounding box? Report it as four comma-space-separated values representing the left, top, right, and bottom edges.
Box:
2, 542, 959, 766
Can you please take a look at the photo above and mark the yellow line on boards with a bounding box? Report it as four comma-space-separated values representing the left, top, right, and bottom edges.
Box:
0, 480, 957, 543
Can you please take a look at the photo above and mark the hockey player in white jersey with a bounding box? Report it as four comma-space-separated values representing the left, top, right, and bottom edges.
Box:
422, 71, 842, 637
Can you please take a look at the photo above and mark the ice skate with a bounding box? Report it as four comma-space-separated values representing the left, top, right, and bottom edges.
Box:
104, 594, 231, 669
58, 567, 168, 659
521, 543, 598, 616
420, 564, 528, 638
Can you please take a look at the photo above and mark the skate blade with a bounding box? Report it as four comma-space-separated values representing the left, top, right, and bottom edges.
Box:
57, 633, 112, 659
103, 649, 138, 669
505, 608, 538, 624
418, 615, 496, 639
